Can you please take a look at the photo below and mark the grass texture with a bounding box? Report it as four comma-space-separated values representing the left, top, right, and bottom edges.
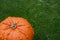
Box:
0, 0, 60, 40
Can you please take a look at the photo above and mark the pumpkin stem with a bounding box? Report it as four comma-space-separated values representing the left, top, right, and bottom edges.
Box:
11, 23, 17, 29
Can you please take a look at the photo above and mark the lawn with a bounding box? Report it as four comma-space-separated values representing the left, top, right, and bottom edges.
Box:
0, 0, 60, 40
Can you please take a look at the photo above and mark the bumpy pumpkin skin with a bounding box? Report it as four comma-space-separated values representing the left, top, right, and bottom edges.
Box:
0, 17, 34, 40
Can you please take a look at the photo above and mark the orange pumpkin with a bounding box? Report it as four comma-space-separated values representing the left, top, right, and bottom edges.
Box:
0, 17, 34, 40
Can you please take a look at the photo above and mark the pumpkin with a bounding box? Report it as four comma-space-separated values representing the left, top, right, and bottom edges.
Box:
0, 17, 34, 40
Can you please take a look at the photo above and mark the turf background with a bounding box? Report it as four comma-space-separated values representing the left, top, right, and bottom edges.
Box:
0, 0, 60, 40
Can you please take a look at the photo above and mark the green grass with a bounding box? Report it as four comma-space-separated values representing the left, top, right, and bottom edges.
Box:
0, 0, 60, 40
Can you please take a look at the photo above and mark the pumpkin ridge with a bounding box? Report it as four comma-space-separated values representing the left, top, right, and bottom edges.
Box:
3, 29, 11, 39
2, 23, 10, 26
0, 24, 10, 30
17, 28, 29, 39
7, 17, 13, 25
